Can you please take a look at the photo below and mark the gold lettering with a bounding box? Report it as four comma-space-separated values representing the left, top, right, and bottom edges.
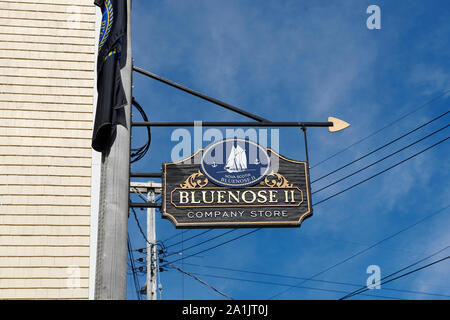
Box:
201, 190, 215, 204
257, 190, 268, 203
242, 190, 257, 203
269, 190, 278, 203
290, 190, 295, 203
190, 191, 200, 204
284, 189, 297, 203
228, 191, 240, 203
179, 191, 190, 204
217, 190, 226, 203
177, 187, 292, 205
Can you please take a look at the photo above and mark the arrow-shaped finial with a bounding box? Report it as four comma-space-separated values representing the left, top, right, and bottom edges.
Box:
328, 117, 350, 132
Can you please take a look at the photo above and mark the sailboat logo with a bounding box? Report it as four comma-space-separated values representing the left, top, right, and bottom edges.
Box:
200, 138, 271, 188
225, 144, 247, 173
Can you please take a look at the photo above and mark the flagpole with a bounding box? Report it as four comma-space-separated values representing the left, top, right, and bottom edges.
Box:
94, 0, 132, 299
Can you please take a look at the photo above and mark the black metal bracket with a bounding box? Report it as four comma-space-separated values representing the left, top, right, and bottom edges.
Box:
130, 172, 162, 178
301, 125, 313, 215
129, 201, 162, 209
130, 66, 334, 211
133, 66, 270, 123
132, 121, 333, 128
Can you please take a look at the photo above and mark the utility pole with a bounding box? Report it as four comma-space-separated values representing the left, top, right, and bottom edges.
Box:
146, 186, 157, 300
94, 0, 133, 300
130, 181, 161, 300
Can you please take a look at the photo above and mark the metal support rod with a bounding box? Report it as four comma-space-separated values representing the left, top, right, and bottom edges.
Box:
301, 126, 310, 164
130, 172, 162, 178
301, 126, 313, 215
132, 121, 333, 128
130, 202, 162, 209
133, 66, 270, 123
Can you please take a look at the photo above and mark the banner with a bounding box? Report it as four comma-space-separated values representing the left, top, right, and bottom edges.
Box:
92, 0, 128, 152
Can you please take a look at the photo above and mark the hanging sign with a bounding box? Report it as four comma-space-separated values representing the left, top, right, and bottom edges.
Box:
162, 138, 312, 228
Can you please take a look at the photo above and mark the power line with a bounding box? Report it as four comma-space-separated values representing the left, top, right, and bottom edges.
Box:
312, 124, 449, 195
363, 255, 450, 298
183, 271, 403, 300
161, 228, 261, 267
311, 89, 450, 169
165, 229, 213, 249
134, 229, 212, 256
130, 206, 167, 251
168, 264, 234, 300
165, 229, 237, 257
162, 230, 192, 243
127, 235, 142, 300
267, 204, 450, 300
131, 207, 153, 247
181, 230, 184, 299
314, 136, 449, 206
182, 262, 450, 299
311, 110, 449, 184
340, 246, 450, 300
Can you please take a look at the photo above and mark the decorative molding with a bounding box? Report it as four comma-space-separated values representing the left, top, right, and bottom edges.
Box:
261, 172, 293, 188
179, 170, 209, 189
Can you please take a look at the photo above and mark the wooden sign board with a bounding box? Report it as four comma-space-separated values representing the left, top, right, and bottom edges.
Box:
162, 139, 312, 228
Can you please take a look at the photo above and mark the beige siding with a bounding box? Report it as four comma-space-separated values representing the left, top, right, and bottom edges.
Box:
0, 0, 95, 299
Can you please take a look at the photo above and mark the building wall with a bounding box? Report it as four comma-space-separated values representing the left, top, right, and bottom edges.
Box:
0, 0, 96, 299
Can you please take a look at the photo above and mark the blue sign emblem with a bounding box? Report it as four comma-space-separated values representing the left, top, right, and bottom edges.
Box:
200, 138, 271, 188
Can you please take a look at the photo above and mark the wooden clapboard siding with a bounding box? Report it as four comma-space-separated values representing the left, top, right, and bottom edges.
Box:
0, 0, 96, 300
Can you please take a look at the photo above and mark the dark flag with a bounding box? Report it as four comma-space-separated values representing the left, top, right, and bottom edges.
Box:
92, 0, 128, 152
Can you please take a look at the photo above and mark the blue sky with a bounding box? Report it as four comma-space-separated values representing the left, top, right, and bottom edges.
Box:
126, 0, 450, 300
